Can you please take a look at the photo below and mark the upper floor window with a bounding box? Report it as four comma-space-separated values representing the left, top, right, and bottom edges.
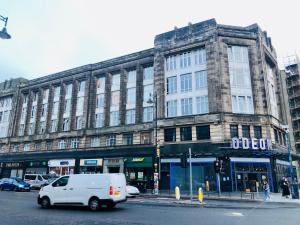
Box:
31, 105, 37, 119
71, 138, 80, 149
180, 127, 192, 141
242, 125, 250, 138
96, 94, 105, 109
167, 76, 177, 94
166, 100, 177, 117
194, 49, 206, 65
78, 80, 86, 93
111, 74, 120, 91
65, 83, 73, 96
123, 133, 133, 145
164, 128, 176, 142
41, 104, 48, 118
180, 74, 192, 92
180, 52, 191, 68
54, 86, 61, 99
43, 89, 49, 101
58, 140, 66, 149
110, 111, 119, 126
24, 143, 30, 152
143, 66, 153, 81
127, 70, 136, 86
195, 71, 207, 89
143, 85, 153, 103
143, 107, 153, 122
196, 96, 208, 114
76, 97, 84, 113
106, 135, 116, 146
91, 137, 100, 147
230, 125, 238, 138
111, 91, 120, 107
63, 118, 70, 131
126, 109, 135, 125
254, 126, 262, 139
23, 94, 28, 104
181, 98, 192, 115
52, 102, 59, 117
76, 116, 82, 130
166, 56, 176, 71
50, 119, 58, 133
32, 92, 38, 102
196, 125, 210, 140
127, 88, 136, 104
95, 113, 104, 128
232, 95, 254, 114
64, 99, 71, 113
141, 132, 151, 144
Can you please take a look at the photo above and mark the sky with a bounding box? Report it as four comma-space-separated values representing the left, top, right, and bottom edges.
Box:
0, 0, 299, 82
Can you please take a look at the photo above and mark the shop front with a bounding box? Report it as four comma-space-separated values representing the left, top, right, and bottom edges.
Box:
25, 161, 48, 175
1, 162, 24, 178
103, 158, 124, 173
79, 158, 103, 174
124, 157, 153, 192
48, 159, 75, 176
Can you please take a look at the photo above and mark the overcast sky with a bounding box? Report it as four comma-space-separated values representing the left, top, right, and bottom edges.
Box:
0, 0, 299, 82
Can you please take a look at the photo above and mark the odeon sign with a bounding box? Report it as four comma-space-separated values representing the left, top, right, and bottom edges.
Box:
231, 138, 272, 150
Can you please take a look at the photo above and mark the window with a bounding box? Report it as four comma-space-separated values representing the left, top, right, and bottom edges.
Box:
196, 125, 210, 140
29, 123, 35, 135
54, 86, 60, 99
33, 92, 38, 102
23, 94, 28, 104
24, 143, 30, 151
230, 125, 239, 138
123, 133, 133, 145
166, 56, 176, 71
58, 140, 66, 149
111, 74, 120, 90
196, 96, 208, 114
238, 96, 246, 113
41, 104, 48, 118
52, 176, 69, 187
127, 88, 136, 104
110, 111, 119, 126
143, 66, 153, 81
96, 77, 105, 91
19, 124, 25, 136
111, 91, 120, 106
106, 135, 116, 146
43, 89, 49, 100
39, 122, 46, 134
180, 127, 192, 141
52, 102, 59, 117
242, 125, 250, 138
166, 100, 177, 117
127, 70, 136, 85
91, 137, 100, 147
71, 139, 80, 149
195, 71, 207, 89
274, 129, 279, 143
78, 80, 85, 93
76, 116, 82, 130
64, 99, 71, 113
13, 144, 19, 152
232, 95, 253, 114
195, 49, 206, 65
95, 113, 104, 128
180, 74, 192, 92
143, 107, 153, 122
35, 142, 41, 151
2, 111, 9, 122
76, 97, 84, 113
126, 109, 135, 124
167, 76, 177, 94
63, 118, 70, 131
181, 98, 192, 115
254, 126, 262, 139
20, 107, 27, 121
180, 52, 191, 68
50, 119, 57, 133
164, 128, 176, 142
143, 85, 153, 102
65, 83, 73, 96
46, 141, 52, 151
31, 105, 36, 119
96, 94, 105, 108
141, 132, 151, 144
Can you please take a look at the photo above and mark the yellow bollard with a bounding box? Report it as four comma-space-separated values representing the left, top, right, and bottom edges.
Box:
175, 186, 180, 200
198, 187, 204, 203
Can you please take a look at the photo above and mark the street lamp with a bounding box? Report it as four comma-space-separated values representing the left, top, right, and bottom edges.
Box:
0, 15, 11, 39
147, 92, 160, 195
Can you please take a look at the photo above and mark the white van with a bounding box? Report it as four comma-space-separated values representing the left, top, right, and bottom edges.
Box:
38, 173, 127, 211
24, 174, 48, 189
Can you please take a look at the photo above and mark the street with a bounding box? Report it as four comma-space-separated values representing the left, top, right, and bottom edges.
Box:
1, 191, 300, 225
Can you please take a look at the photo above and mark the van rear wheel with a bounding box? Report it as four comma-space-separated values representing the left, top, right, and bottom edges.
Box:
89, 198, 100, 211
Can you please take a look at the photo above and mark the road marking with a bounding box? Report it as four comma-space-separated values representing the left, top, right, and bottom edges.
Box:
227, 212, 244, 217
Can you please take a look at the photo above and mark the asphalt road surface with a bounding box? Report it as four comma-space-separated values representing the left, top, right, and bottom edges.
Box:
0, 191, 300, 225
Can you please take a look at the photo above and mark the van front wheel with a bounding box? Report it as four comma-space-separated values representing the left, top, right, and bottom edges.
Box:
41, 197, 50, 209
89, 198, 100, 211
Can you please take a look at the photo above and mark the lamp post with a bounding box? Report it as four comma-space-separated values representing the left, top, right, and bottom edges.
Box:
147, 92, 160, 195
0, 15, 11, 39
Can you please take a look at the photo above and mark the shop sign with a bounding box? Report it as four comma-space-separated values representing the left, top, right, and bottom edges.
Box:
4, 162, 22, 168
80, 159, 103, 166
131, 157, 144, 162
48, 159, 75, 167
231, 138, 272, 150
28, 161, 47, 167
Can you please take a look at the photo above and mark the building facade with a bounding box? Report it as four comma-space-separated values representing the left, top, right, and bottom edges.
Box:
0, 19, 298, 193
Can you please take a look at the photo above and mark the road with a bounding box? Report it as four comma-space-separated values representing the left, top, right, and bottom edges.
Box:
0, 191, 300, 225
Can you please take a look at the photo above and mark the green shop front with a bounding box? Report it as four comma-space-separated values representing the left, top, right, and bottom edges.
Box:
124, 157, 153, 192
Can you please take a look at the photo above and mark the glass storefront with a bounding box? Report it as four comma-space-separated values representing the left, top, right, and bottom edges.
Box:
48, 159, 75, 176
79, 159, 103, 174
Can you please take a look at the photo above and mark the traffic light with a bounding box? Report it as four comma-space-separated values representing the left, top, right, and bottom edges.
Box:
180, 154, 187, 168
214, 160, 221, 173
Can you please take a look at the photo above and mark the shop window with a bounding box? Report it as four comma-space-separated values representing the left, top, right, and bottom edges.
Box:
242, 125, 250, 138
254, 126, 262, 139
196, 125, 210, 140
230, 125, 238, 138
141, 132, 151, 144
106, 135, 116, 146
123, 133, 133, 145
180, 127, 192, 141
164, 128, 176, 142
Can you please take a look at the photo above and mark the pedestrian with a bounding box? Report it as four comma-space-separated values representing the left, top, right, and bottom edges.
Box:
262, 179, 270, 201
282, 177, 290, 198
